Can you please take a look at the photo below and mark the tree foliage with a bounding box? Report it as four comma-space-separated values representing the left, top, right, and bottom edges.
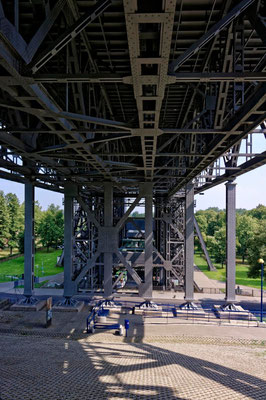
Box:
0, 193, 64, 255
38, 204, 64, 251
206, 227, 226, 267
6, 193, 21, 254
195, 205, 264, 272
0, 191, 10, 249
247, 219, 266, 278
236, 215, 258, 262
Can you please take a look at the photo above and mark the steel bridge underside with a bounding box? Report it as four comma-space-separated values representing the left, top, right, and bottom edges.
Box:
0, 0, 265, 301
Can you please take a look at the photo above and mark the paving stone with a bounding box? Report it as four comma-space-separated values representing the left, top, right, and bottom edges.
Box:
0, 333, 265, 400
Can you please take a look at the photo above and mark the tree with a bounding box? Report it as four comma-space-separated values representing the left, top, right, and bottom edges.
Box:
38, 204, 64, 251
195, 213, 208, 252
195, 213, 208, 233
202, 209, 225, 236
236, 214, 258, 262
18, 230, 25, 254
207, 227, 226, 267
131, 211, 145, 218
0, 191, 10, 249
6, 193, 21, 254
248, 204, 266, 220
34, 201, 43, 235
247, 219, 266, 278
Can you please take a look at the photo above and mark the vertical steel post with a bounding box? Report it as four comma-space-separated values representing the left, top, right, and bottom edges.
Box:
139, 183, 153, 298
260, 261, 264, 323
145, 183, 153, 298
184, 182, 194, 301
225, 180, 236, 303
14, 0, 19, 32
24, 182, 35, 298
104, 183, 113, 297
64, 183, 75, 299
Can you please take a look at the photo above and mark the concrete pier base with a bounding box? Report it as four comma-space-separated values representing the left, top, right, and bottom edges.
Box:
53, 300, 85, 312
11, 299, 46, 311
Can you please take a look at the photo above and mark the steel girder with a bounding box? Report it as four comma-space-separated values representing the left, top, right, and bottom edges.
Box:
0, 0, 265, 198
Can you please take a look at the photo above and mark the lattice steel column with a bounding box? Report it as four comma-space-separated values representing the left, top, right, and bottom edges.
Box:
139, 183, 153, 298
64, 183, 76, 299
24, 182, 35, 298
225, 181, 236, 303
184, 182, 194, 301
104, 183, 113, 297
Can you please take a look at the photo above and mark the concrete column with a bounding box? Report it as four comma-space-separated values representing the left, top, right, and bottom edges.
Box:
24, 183, 35, 298
139, 183, 153, 298
184, 182, 194, 301
104, 183, 113, 297
225, 181, 236, 303
64, 183, 75, 299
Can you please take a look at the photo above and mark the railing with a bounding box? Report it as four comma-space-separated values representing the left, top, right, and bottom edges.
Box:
86, 300, 104, 332
120, 301, 260, 328
0, 274, 21, 282
85, 299, 262, 332
201, 287, 223, 294
86, 300, 124, 334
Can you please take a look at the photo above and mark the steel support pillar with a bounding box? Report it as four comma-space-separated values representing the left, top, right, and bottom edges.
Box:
139, 183, 153, 298
63, 183, 76, 299
184, 182, 194, 301
104, 183, 113, 297
23, 183, 35, 298
225, 181, 236, 303
14, 0, 19, 32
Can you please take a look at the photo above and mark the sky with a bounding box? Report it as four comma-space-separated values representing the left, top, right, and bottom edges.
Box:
195, 164, 266, 210
0, 134, 265, 211
0, 163, 265, 211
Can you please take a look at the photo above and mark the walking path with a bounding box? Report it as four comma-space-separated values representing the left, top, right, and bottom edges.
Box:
194, 269, 219, 289
193, 266, 266, 297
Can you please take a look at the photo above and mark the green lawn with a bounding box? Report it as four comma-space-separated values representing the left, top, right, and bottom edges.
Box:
195, 253, 263, 289
0, 249, 63, 282
0, 248, 20, 259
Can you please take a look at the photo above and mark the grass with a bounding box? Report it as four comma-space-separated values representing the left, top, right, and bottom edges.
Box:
195, 252, 263, 289
0, 248, 20, 259
0, 249, 63, 282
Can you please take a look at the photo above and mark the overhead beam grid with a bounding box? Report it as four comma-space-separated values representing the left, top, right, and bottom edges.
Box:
0, 0, 264, 197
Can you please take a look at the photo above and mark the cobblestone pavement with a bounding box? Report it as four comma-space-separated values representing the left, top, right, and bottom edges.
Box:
0, 334, 265, 400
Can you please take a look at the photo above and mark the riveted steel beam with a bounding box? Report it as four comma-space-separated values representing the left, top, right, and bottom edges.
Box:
169, 0, 256, 72
31, 0, 112, 73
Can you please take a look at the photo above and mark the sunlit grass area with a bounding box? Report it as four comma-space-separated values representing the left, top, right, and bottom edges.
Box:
0, 249, 63, 282
0, 248, 20, 259
195, 252, 263, 289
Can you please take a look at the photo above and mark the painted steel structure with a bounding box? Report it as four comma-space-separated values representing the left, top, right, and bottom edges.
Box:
0, 0, 265, 303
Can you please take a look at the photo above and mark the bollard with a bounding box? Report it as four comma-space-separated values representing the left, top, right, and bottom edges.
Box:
119, 325, 124, 336
124, 319, 129, 337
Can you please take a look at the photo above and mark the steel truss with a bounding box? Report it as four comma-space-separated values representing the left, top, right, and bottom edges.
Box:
0, 0, 265, 300
0, 0, 265, 197
62, 184, 189, 296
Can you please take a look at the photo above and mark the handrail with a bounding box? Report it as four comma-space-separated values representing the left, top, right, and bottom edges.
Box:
86, 299, 105, 333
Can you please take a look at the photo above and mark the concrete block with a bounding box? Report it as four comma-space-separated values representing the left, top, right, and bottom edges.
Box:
213, 304, 256, 321
0, 298, 10, 309
176, 303, 206, 318
52, 301, 84, 312
10, 300, 46, 311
